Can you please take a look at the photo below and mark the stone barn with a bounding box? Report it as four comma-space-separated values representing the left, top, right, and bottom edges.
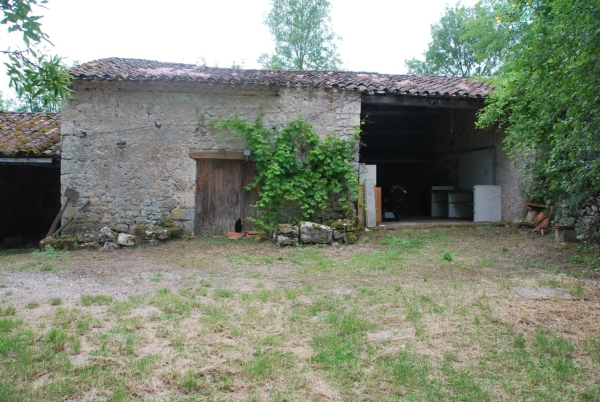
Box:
61, 58, 523, 236
0, 112, 62, 246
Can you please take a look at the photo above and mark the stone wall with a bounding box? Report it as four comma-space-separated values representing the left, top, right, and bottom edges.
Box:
60, 81, 361, 235
428, 109, 525, 222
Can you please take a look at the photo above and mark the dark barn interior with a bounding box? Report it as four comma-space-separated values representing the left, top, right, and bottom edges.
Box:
359, 95, 486, 220
0, 162, 61, 246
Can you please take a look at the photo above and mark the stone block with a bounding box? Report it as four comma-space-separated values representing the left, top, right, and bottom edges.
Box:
183, 192, 195, 208
79, 242, 99, 250
98, 227, 114, 243
171, 208, 194, 221
276, 224, 299, 238
117, 233, 136, 246
103, 242, 120, 251
275, 235, 296, 247
162, 197, 178, 211
76, 232, 96, 243
113, 223, 129, 233
299, 221, 332, 244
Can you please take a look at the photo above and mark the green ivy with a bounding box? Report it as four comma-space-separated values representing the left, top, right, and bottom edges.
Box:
214, 116, 358, 232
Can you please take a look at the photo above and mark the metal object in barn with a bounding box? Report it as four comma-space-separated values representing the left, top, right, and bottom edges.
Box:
45, 188, 79, 238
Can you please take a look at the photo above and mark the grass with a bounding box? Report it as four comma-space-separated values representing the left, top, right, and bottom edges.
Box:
0, 226, 599, 400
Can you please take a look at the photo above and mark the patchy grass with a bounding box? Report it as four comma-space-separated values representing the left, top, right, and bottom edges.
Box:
0, 226, 599, 400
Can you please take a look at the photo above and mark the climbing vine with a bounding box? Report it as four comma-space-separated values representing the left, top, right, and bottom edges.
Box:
214, 116, 358, 232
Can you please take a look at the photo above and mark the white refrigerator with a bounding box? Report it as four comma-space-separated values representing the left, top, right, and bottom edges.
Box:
473, 185, 501, 222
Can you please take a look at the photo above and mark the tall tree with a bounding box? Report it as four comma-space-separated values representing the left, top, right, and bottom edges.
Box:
1, 0, 70, 111
405, 1, 509, 77
478, 0, 600, 238
259, 0, 342, 70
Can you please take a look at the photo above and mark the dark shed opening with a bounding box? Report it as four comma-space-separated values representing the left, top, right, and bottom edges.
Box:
359, 94, 490, 222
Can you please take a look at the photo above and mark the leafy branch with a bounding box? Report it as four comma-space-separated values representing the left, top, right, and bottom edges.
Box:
1, 0, 71, 110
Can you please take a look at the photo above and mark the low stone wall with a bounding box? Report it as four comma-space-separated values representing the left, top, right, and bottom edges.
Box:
39, 224, 182, 251
273, 219, 359, 247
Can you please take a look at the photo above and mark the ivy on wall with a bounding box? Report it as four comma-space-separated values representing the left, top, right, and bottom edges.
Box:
214, 116, 358, 232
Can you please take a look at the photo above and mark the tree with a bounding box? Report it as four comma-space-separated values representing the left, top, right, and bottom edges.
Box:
477, 0, 600, 238
1, 0, 70, 111
405, 1, 509, 77
258, 0, 342, 70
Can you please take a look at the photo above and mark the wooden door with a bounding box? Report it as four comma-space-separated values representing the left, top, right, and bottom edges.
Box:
195, 159, 258, 236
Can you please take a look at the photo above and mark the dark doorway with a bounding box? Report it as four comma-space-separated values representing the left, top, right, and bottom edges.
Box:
195, 159, 259, 236
0, 163, 61, 246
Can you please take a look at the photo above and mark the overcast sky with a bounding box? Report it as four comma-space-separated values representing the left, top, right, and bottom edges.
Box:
0, 0, 477, 98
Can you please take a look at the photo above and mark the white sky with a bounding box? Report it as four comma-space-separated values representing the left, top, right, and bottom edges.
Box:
0, 0, 477, 99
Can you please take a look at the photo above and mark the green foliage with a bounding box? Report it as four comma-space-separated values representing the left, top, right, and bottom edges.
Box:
214, 116, 358, 232
259, 0, 342, 70
477, 0, 600, 239
406, 0, 509, 77
442, 251, 453, 262
1, 0, 71, 111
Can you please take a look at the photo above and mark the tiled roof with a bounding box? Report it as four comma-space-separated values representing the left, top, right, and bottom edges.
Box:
70, 58, 491, 99
0, 112, 61, 157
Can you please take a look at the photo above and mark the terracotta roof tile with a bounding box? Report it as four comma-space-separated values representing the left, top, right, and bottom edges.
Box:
0, 112, 61, 157
70, 58, 492, 99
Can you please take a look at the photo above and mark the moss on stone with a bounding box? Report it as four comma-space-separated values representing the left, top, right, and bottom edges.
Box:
167, 226, 183, 238
347, 233, 358, 244
134, 224, 148, 238
39, 236, 77, 251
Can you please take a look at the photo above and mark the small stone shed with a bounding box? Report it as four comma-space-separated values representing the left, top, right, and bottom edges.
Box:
0, 112, 62, 244
61, 58, 523, 236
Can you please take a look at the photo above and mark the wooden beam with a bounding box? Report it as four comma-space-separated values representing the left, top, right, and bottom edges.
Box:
189, 150, 246, 160
361, 95, 484, 109
0, 157, 54, 165
360, 158, 431, 164
361, 110, 438, 116
361, 130, 422, 137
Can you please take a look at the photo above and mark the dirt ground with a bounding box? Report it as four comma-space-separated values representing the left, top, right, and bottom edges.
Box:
1, 225, 599, 330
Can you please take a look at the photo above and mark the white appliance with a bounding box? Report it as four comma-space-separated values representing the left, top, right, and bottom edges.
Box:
473, 185, 501, 222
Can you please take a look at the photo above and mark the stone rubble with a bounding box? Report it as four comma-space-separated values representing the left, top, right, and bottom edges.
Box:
273, 219, 359, 247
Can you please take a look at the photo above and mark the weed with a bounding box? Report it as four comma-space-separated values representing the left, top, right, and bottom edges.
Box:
0, 306, 16, 316
26, 302, 39, 309
150, 272, 164, 282
81, 294, 115, 306
442, 252, 453, 262
48, 297, 62, 306
213, 289, 235, 298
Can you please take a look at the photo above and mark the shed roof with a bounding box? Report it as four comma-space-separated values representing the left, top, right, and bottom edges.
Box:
70, 58, 492, 99
0, 112, 61, 157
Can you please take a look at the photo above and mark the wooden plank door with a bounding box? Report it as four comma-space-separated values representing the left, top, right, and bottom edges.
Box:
195, 159, 258, 236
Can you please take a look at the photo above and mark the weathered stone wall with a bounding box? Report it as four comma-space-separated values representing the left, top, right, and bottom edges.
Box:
428, 109, 525, 222
60, 81, 361, 235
